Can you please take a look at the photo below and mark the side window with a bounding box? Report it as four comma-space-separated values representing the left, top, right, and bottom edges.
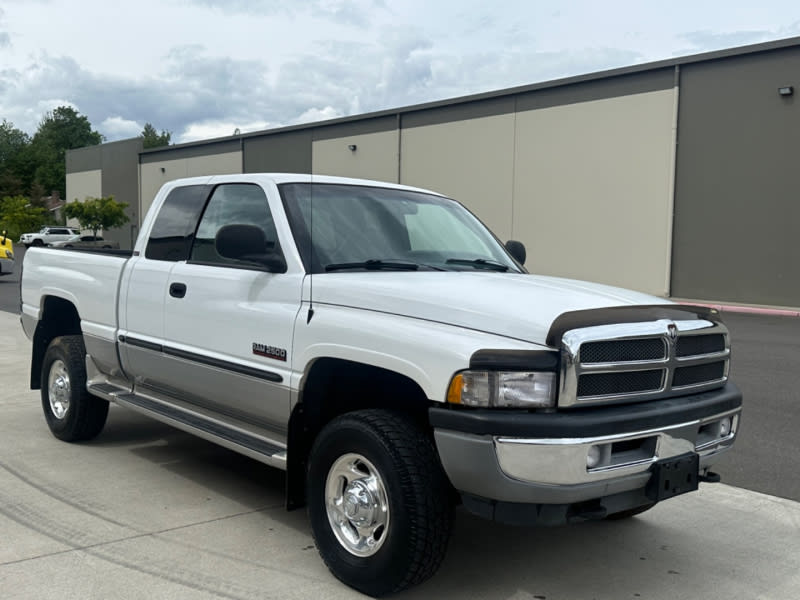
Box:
145, 185, 210, 261
190, 184, 280, 267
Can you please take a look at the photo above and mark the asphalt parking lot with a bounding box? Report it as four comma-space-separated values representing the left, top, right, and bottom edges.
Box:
2, 255, 800, 598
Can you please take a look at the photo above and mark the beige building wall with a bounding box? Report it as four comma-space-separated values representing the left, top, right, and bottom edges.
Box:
312, 130, 399, 183
139, 151, 242, 217
513, 88, 676, 295
65, 169, 103, 229
400, 114, 515, 241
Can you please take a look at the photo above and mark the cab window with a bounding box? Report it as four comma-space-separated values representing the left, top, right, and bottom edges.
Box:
190, 184, 280, 268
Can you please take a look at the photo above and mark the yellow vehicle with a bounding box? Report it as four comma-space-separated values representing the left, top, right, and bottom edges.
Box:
0, 231, 14, 276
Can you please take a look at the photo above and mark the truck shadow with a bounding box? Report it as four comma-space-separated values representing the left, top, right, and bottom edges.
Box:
403, 507, 727, 600
93, 405, 286, 512
89, 406, 739, 599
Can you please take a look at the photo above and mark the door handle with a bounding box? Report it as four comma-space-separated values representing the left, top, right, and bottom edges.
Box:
169, 282, 187, 298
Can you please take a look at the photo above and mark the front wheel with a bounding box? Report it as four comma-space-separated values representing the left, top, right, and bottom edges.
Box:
41, 335, 109, 441
307, 410, 454, 596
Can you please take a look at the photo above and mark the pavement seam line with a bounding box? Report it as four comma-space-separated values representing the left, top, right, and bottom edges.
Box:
0, 503, 283, 568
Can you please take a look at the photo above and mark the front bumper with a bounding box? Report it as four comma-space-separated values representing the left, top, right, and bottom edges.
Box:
430, 383, 742, 522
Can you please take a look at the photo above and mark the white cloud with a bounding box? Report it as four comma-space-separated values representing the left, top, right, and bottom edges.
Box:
1, 0, 799, 144
99, 117, 142, 140
292, 106, 343, 125
178, 119, 273, 143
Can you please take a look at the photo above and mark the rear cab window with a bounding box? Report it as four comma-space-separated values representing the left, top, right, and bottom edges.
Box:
145, 185, 210, 261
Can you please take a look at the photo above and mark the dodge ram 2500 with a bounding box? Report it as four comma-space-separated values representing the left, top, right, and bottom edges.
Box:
21, 174, 742, 596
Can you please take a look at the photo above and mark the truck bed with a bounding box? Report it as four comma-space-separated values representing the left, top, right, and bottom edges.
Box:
21, 247, 129, 345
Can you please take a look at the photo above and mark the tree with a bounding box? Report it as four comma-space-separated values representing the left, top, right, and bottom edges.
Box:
0, 120, 31, 198
29, 107, 103, 198
0, 195, 47, 241
64, 195, 129, 238
141, 122, 171, 149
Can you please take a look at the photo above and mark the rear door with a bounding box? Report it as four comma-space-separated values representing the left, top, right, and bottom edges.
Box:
118, 184, 211, 386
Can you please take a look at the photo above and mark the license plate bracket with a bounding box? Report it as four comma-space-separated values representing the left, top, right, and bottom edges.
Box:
646, 452, 699, 502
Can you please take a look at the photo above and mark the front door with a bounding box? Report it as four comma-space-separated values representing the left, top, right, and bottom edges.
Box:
160, 183, 302, 440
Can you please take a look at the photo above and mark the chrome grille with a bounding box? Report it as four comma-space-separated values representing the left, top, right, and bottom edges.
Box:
577, 370, 664, 397
676, 334, 725, 357
559, 319, 730, 407
673, 361, 726, 388
580, 338, 666, 363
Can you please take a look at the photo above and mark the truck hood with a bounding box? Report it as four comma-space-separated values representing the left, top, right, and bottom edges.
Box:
310, 272, 671, 347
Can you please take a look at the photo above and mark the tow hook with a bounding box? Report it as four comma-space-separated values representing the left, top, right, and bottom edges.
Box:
699, 471, 721, 483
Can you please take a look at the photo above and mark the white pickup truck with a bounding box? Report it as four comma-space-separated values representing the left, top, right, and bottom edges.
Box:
21, 174, 742, 596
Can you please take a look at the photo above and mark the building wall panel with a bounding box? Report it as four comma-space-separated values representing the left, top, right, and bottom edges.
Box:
400, 113, 515, 240
66, 169, 102, 205
244, 131, 312, 173
512, 88, 676, 295
100, 138, 142, 248
312, 129, 399, 183
139, 151, 242, 218
65, 169, 102, 230
672, 47, 800, 306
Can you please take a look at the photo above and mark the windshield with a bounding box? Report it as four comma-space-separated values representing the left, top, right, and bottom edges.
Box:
280, 183, 522, 274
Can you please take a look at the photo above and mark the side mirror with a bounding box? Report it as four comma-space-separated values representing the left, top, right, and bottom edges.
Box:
215, 224, 287, 273
505, 240, 526, 265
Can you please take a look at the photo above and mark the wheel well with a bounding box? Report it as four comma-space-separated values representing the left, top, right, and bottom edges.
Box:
30, 296, 82, 389
286, 358, 432, 510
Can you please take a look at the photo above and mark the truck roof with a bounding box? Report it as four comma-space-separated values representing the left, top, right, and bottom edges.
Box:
162, 173, 447, 197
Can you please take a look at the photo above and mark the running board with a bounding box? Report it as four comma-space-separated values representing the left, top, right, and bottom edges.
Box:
88, 379, 287, 471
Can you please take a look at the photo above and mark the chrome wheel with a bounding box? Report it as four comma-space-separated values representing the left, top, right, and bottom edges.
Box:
47, 359, 71, 419
325, 453, 390, 557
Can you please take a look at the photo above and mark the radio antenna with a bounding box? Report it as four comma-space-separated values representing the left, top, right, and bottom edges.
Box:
306, 171, 315, 324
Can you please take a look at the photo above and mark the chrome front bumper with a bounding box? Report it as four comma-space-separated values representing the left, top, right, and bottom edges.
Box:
494, 409, 738, 487
430, 383, 742, 507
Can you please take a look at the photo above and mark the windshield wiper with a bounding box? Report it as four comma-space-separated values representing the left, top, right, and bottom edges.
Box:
325, 259, 421, 272
445, 258, 510, 272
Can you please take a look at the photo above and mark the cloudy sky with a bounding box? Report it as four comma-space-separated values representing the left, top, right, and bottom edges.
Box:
2, 0, 799, 144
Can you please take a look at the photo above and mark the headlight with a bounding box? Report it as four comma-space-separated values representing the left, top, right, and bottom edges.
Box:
447, 370, 556, 408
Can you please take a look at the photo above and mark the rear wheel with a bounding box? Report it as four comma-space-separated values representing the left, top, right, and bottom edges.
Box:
307, 410, 453, 596
41, 335, 109, 441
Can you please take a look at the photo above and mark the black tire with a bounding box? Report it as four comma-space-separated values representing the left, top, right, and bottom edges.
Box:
307, 410, 454, 596
605, 503, 656, 520
32, 239, 44, 246
41, 335, 109, 442
64, 244, 73, 248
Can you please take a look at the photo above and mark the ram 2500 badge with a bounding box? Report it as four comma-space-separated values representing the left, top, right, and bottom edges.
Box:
21, 174, 742, 596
